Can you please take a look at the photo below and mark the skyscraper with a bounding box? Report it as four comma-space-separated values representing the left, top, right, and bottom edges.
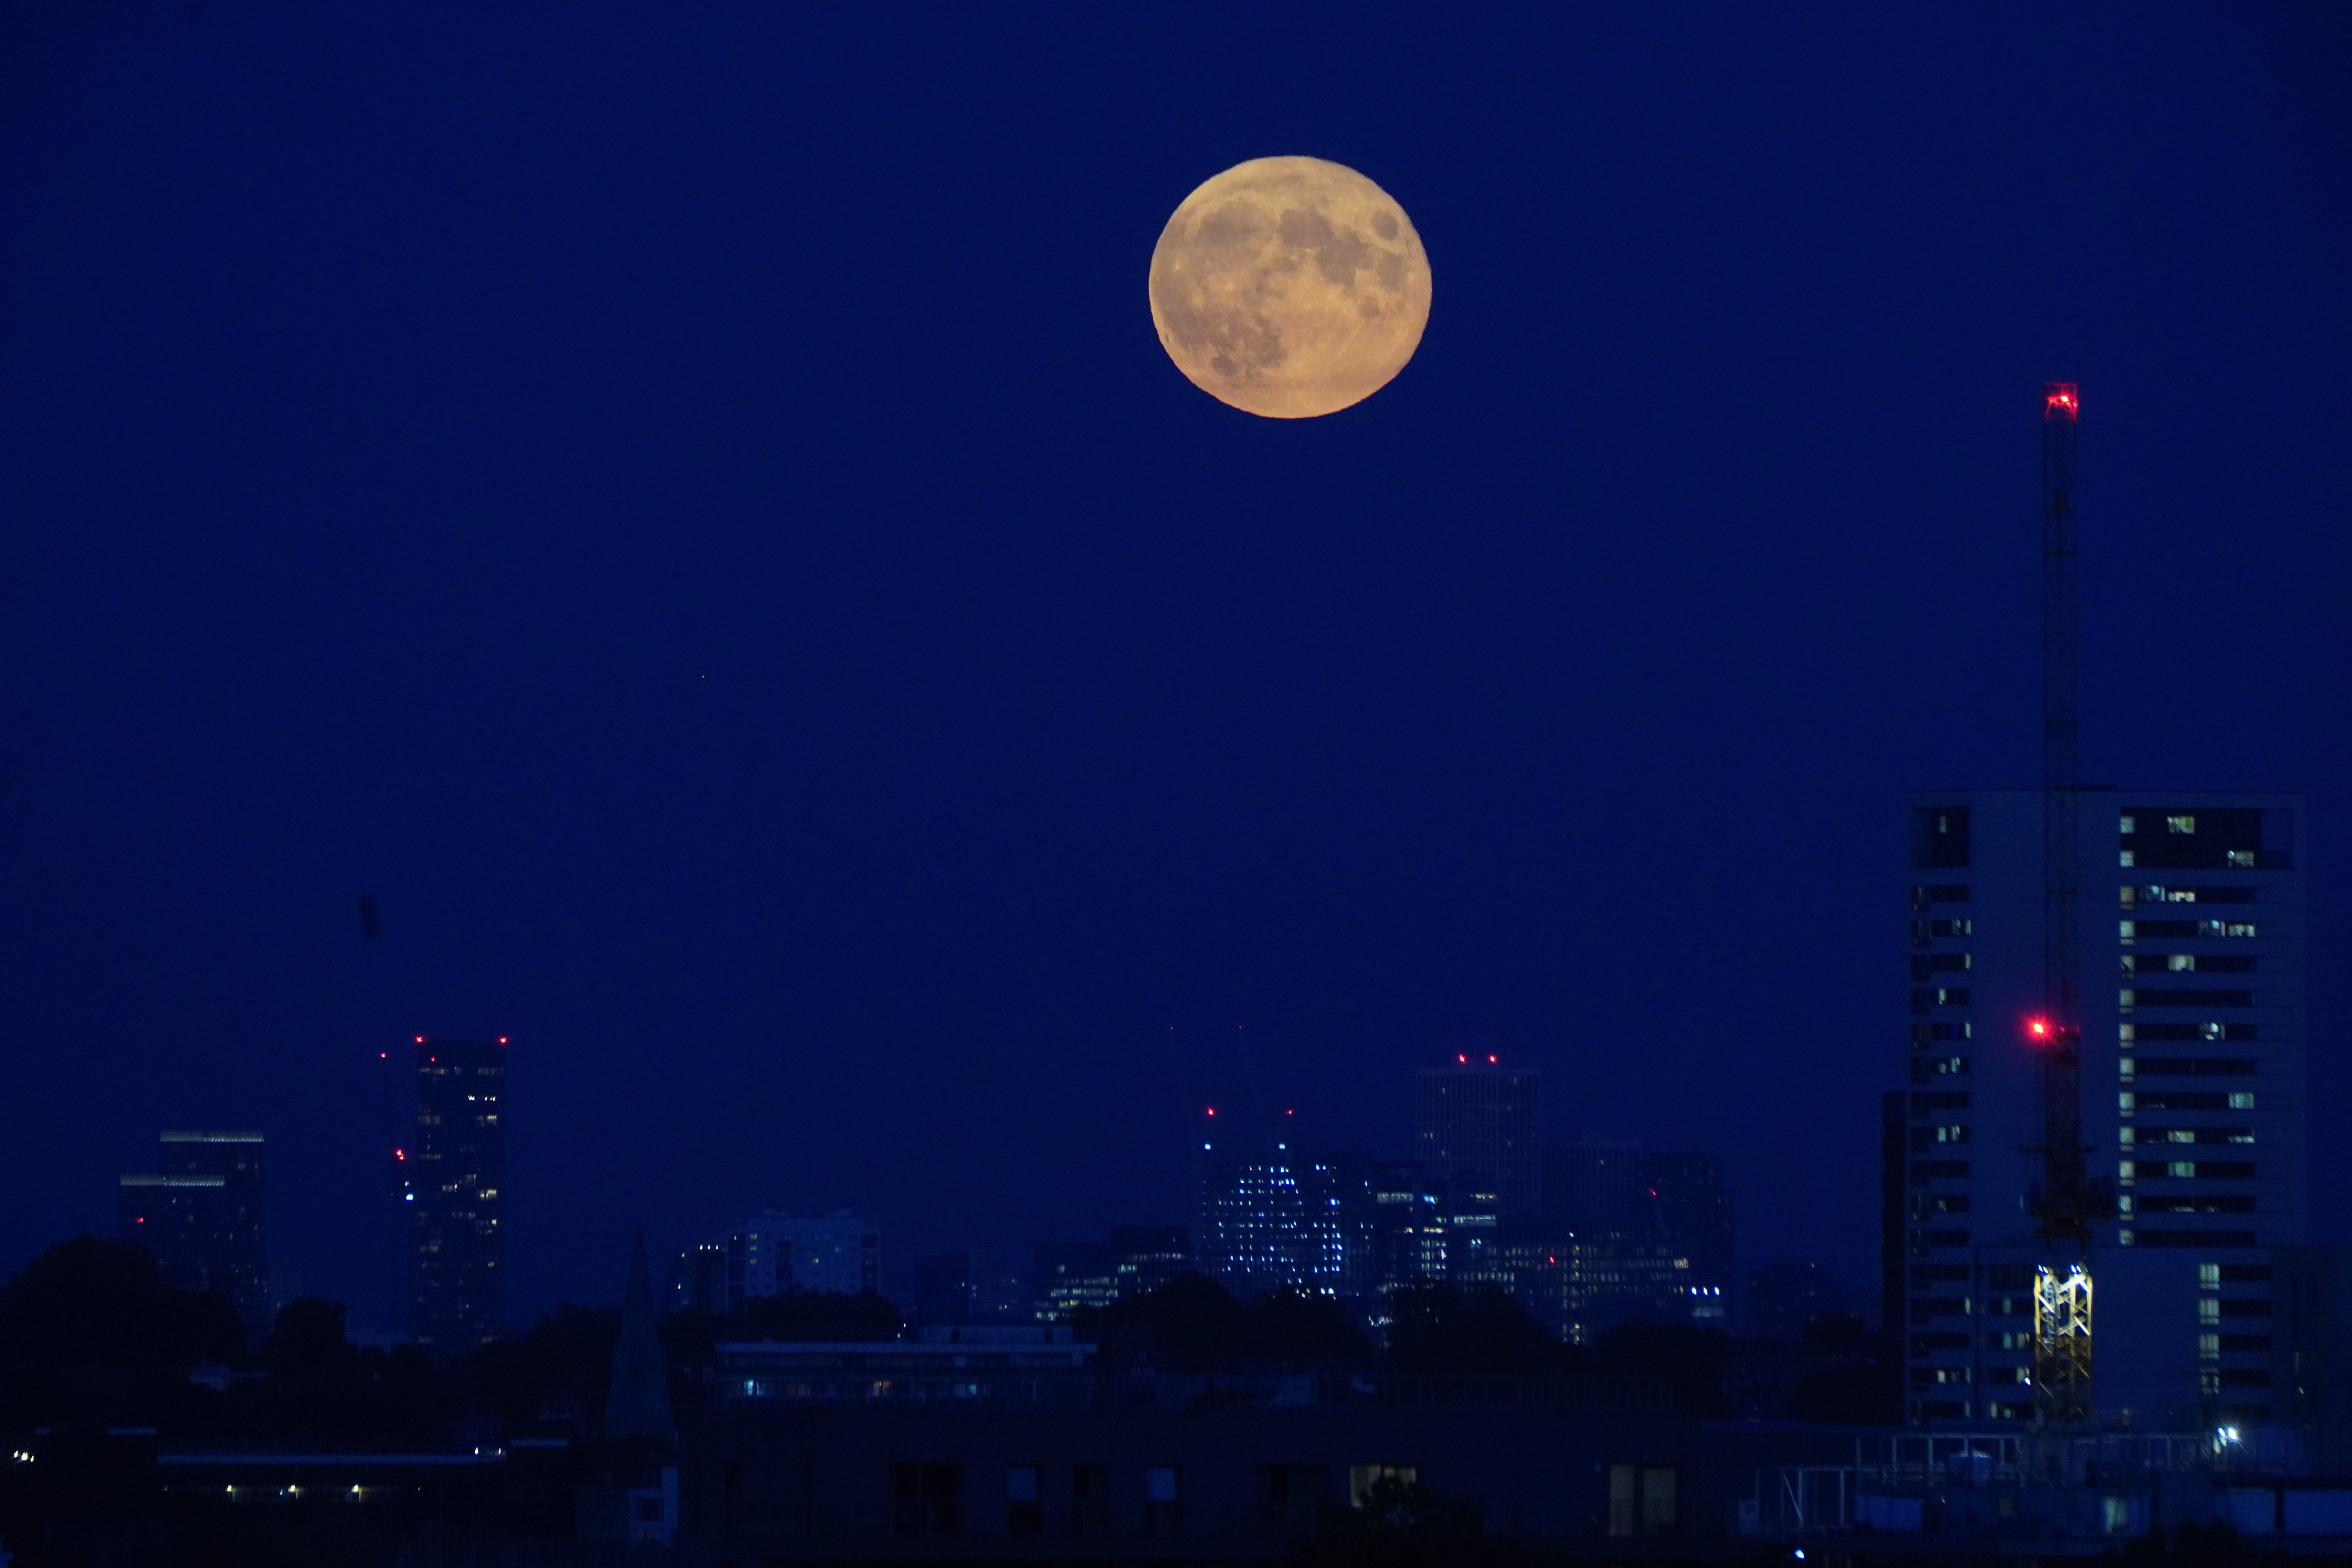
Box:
1542, 1141, 1692, 1341
1194, 1111, 1349, 1298
1896, 792, 2305, 1427
119, 1130, 269, 1335
407, 1037, 508, 1354
1648, 1151, 1735, 1328
1412, 1060, 1542, 1249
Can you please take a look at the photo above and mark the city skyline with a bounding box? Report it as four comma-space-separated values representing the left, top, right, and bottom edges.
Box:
3, 4, 2344, 1336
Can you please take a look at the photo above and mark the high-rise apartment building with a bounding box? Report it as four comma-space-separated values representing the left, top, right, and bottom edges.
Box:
120, 1130, 269, 1335
730, 1209, 881, 1299
407, 1037, 508, 1354
1896, 792, 2305, 1428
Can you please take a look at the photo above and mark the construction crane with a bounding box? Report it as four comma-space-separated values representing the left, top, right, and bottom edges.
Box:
2027, 381, 2096, 1425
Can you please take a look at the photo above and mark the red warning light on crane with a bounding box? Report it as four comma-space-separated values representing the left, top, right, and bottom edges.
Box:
2044, 383, 2078, 420
2025, 1016, 2054, 1043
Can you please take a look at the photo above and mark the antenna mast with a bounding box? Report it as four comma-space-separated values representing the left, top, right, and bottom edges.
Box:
2038, 381, 2087, 1238
2031, 381, 2094, 1428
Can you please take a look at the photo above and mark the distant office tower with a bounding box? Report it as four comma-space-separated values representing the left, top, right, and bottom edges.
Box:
1109, 1225, 1191, 1298
1747, 1262, 1852, 1342
1413, 1061, 1542, 1253
736, 1210, 881, 1299
1033, 1241, 1118, 1320
1648, 1152, 1735, 1328
1895, 793, 2305, 1428
1194, 1112, 1348, 1298
120, 1130, 269, 1335
407, 1038, 508, 1355
1359, 1159, 1448, 1296
1541, 1142, 1700, 1341
1323, 1154, 1514, 1307
668, 1240, 732, 1314
913, 1253, 978, 1325
121, 1131, 269, 1335
965, 1249, 1029, 1321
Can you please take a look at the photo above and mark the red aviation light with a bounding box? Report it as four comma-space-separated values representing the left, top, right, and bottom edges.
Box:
497, 1036, 508, 1045
1205, 1106, 1216, 1117
2044, 382, 2078, 420
1456, 1053, 1467, 1064
1486, 1054, 1497, 1064
2025, 1016, 2054, 1044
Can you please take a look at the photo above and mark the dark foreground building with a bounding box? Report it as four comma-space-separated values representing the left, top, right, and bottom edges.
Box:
676, 1397, 1695, 1557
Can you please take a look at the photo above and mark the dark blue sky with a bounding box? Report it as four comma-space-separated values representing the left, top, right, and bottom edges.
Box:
3, 5, 2347, 1326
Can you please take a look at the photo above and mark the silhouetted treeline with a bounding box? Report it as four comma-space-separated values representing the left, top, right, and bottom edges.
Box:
0, 1239, 1895, 1457
0, 1238, 904, 1452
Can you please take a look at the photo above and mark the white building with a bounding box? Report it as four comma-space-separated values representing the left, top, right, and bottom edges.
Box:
1898, 789, 2305, 1429
728, 1208, 881, 1300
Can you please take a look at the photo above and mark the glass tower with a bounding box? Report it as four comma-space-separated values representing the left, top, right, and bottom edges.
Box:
407, 1037, 507, 1354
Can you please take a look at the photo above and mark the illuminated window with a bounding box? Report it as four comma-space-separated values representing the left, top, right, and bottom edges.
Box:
2199, 1298, 2220, 1323
2226, 850, 2254, 868
2167, 816, 2196, 835
2228, 1093, 2256, 1110
2198, 1334, 2220, 1361
2120, 851, 2136, 867
2120, 816, 2138, 835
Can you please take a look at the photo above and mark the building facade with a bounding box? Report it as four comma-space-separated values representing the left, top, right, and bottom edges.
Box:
731, 1210, 882, 1300
1193, 1114, 1349, 1298
1412, 1062, 1542, 1251
1896, 791, 2306, 1428
1648, 1151, 1735, 1328
407, 1037, 508, 1354
119, 1130, 269, 1335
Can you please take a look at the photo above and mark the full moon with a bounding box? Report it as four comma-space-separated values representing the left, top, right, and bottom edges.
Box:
1149, 156, 1431, 419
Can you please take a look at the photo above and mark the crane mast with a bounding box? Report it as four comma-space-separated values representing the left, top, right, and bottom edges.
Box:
2031, 381, 2093, 1425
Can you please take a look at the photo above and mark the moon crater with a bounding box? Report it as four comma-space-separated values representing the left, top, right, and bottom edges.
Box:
1149, 156, 1431, 419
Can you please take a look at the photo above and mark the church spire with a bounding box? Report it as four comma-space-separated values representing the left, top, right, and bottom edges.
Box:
603, 1230, 674, 1441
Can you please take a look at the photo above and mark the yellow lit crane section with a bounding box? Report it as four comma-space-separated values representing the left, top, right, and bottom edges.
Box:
2033, 1263, 2092, 1425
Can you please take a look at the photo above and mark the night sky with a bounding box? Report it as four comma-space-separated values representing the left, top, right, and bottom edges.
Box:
4, 6, 2347, 1328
